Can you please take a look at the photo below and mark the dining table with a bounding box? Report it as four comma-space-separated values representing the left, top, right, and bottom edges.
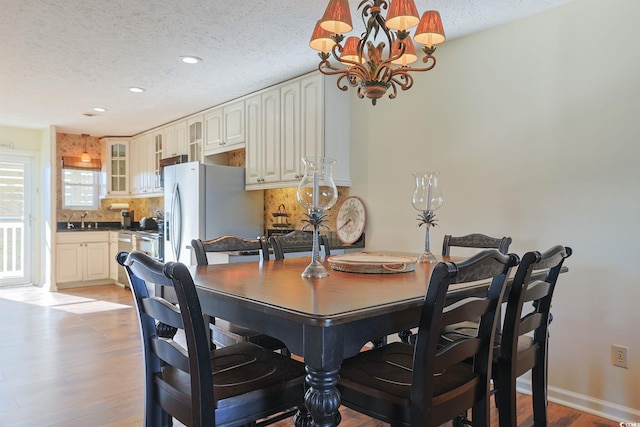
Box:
188, 254, 564, 427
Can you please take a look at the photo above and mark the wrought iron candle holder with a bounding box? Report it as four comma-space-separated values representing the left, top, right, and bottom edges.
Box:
412, 172, 443, 263
297, 157, 338, 278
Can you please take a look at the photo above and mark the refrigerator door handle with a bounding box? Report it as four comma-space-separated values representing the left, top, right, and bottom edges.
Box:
170, 183, 183, 261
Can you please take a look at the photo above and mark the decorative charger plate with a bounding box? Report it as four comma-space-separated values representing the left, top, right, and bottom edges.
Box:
327, 253, 418, 274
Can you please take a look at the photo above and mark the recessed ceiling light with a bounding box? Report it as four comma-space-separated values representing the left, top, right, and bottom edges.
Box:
93, 107, 107, 112
129, 87, 146, 93
180, 56, 202, 64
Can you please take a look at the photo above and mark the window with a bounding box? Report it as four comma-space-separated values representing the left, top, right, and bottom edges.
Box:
62, 169, 100, 210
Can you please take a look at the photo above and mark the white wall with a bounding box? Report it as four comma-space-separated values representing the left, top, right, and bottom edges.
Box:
349, 0, 640, 421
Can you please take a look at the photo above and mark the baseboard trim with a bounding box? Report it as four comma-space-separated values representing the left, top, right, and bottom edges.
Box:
516, 378, 640, 423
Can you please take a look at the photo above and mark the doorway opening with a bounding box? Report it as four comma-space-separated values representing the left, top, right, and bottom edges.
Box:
0, 155, 33, 286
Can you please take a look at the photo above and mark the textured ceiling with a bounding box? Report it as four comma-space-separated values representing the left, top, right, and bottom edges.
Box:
0, 0, 570, 138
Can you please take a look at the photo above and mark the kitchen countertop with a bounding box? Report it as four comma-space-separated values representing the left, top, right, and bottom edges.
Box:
56, 222, 159, 234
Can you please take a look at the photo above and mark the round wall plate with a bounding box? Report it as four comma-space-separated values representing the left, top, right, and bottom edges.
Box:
336, 196, 366, 245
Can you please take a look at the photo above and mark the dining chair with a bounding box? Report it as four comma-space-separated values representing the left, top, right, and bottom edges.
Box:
337, 249, 519, 427
191, 237, 290, 356
268, 229, 331, 261
399, 233, 513, 345
117, 251, 305, 427
492, 245, 572, 427
442, 233, 513, 256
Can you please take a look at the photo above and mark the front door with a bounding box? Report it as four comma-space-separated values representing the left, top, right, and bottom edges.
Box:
0, 155, 33, 286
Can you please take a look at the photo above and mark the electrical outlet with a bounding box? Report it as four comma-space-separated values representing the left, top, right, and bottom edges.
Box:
611, 345, 629, 368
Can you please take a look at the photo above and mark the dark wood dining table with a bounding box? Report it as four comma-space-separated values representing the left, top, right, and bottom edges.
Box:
188, 254, 445, 426
188, 255, 564, 427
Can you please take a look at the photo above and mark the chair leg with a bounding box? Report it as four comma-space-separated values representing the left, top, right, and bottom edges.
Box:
371, 336, 387, 348
398, 329, 413, 344
496, 371, 517, 427
471, 395, 490, 427
531, 357, 549, 426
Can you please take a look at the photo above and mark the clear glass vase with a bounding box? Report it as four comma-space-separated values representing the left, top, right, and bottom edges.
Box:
412, 172, 443, 263
297, 158, 338, 278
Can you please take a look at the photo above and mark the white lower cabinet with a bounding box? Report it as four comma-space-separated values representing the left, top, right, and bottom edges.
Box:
56, 232, 110, 287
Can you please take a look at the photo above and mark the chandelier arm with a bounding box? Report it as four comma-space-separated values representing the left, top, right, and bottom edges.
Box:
390, 71, 414, 91
373, 60, 395, 83
397, 55, 437, 73
387, 81, 399, 100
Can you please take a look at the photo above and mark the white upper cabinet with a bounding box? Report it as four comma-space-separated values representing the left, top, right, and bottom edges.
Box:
246, 72, 351, 190
130, 132, 162, 196
245, 89, 281, 186
188, 115, 204, 163
203, 99, 246, 156
101, 137, 130, 196
162, 121, 188, 159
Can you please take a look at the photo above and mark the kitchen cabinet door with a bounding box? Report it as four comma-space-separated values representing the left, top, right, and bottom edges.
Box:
245, 94, 262, 185
56, 243, 83, 283
102, 138, 130, 196
188, 115, 203, 162
245, 89, 281, 189
129, 136, 143, 195
280, 80, 302, 182
223, 100, 245, 148
163, 122, 189, 159
204, 108, 223, 154
261, 89, 281, 184
204, 99, 246, 156
300, 74, 324, 164
85, 242, 110, 280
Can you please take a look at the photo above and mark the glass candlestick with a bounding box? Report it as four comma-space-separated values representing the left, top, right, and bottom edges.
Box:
412, 172, 443, 263
297, 157, 338, 278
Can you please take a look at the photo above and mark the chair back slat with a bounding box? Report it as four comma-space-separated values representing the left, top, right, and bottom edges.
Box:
151, 339, 190, 373
268, 230, 331, 260
141, 297, 183, 328
441, 297, 490, 327
442, 233, 512, 256
434, 338, 483, 372
522, 280, 552, 303
519, 312, 544, 337
192, 235, 269, 264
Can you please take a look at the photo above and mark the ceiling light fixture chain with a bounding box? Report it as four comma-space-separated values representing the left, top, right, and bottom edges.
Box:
310, 0, 445, 105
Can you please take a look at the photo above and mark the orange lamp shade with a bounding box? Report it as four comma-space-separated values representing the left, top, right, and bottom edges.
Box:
414, 10, 446, 47
310, 20, 336, 52
386, 0, 420, 31
320, 0, 353, 34
340, 36, 364, 64
391, 38, 417, 65
80, 151, 91, 163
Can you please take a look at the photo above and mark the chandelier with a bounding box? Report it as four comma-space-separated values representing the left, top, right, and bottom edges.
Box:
310, 0, 445, 105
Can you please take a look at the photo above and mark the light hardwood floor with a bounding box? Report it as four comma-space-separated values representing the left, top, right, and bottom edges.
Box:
0, 284, 620, 426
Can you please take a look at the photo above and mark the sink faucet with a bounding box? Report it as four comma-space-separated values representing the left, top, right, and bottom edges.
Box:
67, 213, 75, 229
81, 211, 88, 229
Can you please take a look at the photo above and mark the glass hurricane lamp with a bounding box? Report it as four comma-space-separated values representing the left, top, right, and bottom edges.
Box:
297, 157, 338, 278
412, 172, 443, 263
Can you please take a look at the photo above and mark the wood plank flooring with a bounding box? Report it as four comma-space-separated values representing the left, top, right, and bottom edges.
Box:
0, 284, 620, 426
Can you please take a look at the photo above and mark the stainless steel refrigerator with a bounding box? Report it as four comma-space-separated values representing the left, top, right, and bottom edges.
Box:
163, 162, 264, 265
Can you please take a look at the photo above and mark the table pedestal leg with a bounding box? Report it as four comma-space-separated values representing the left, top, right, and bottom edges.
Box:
299, 366, 342, 427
